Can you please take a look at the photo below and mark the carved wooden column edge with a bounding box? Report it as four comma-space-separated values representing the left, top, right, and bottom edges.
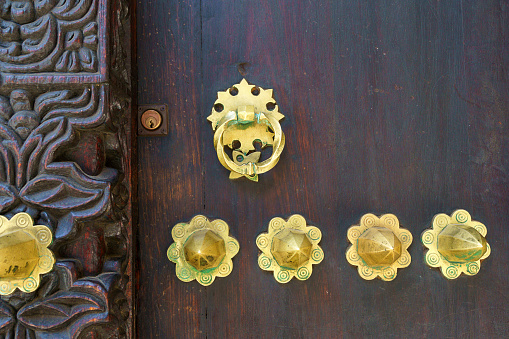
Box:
0, 0, 134, 337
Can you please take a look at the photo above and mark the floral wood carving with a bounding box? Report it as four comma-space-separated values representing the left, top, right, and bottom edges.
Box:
0, 85, 116, 240
0, 0, 132, 337
0, 0, 109, 87
0, 0, 101, 72
0, 261, 128, 337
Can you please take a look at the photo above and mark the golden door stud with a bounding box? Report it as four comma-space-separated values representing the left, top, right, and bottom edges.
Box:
256, 215, 324, 283
207, 79, 285, 182
0, 213, 55, 295
346, 214, 413, 281
421, 209, 490, 279
167, 215, 239, 286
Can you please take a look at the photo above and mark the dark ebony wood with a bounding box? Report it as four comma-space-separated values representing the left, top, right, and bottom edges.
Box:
0, 0, 134, 337
137, 1, 509, 338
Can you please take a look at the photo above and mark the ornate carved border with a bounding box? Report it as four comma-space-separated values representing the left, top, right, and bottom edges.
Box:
0, 0, 133, 337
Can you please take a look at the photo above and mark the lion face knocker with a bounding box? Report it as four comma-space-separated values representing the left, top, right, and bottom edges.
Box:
207, 79, 285, 182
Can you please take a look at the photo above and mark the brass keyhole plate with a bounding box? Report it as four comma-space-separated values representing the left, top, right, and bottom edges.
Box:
141, 110, 162, 130
138, 104, 169, 136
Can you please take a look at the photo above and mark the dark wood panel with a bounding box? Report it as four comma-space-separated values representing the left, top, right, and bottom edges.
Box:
136, 0, 207, 337
137, 0, 509, 338
0, 0, 134, 337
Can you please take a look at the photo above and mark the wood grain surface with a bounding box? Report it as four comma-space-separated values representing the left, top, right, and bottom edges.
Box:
136, 1, 509, 338
0, 0, 133, 336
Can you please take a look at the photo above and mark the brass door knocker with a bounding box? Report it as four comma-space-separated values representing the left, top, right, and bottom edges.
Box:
207, 79, 285, 181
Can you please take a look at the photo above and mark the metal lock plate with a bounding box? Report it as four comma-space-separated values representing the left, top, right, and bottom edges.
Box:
138, 104, 169, 136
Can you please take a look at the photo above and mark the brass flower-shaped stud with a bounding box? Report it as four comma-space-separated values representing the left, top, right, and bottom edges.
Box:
346, 214, 413, 281
256, 215, 324, 283
422, 209, 490, 279
0, 213, 55, 295
167, 215, 239, 286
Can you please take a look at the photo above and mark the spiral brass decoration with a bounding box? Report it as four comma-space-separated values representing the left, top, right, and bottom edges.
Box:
0, 213, 55, 295
421, 209, 490, 279
167, 215, 239, 286
346, 213, 412, 281
256, 214, 324, 283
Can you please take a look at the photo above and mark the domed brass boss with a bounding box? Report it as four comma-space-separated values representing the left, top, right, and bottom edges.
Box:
256, 215, 324, 283
422, 209, 490, 279
346, 214, 413, 281
207, 79, 285, 182
0, 213, 55, 295
167, 215, 239, 286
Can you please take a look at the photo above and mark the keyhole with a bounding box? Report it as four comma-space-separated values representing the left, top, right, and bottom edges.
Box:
141, 109, 163, 131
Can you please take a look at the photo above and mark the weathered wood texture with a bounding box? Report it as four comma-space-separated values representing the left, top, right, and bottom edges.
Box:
0, 0, 134, 337
137, 0, 509, 338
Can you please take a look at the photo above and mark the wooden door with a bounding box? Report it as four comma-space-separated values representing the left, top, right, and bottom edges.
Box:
0, 0, 135, 337
136, 1, 509, 338
0, 0, 134, 337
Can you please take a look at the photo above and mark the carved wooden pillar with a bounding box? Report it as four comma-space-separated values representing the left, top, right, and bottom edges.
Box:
0, 0, 133, 337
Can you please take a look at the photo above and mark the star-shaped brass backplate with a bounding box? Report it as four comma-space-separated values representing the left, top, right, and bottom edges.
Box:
421, 209, 490, 279
346, 214, 412, 281
207, 79, 284, 130
167, 215, 239, 286
0, 213, 55, 295
256, 215, 324, 283
207, 79, 285, 181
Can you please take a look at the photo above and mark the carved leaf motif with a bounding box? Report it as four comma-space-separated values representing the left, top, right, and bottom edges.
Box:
35, 86, 108, 129
17, 291, 105, 331
20, 117, 74, 186
20, 15, 57, 57
20, 174, 104, 211
52, 0, 95, 21
0, 182, 18, 212
0, 0, 129, 335
19, 164, 115, 239
0, 0, 101, 72
35, 90, 87, 119
35, 0, 59, 17
0, 85, 115, 241
17, 266, 120, 336
14, 322, 36, 339
0, 14, 58, 66
0, 301, 15, 333
0, 123, 21, 184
